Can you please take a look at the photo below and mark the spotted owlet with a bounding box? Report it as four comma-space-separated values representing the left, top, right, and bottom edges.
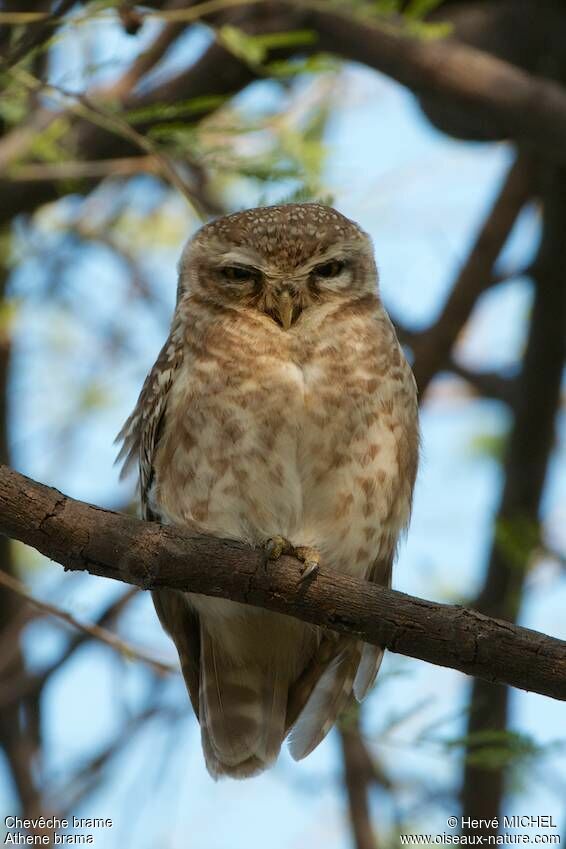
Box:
117, 203, 419, 779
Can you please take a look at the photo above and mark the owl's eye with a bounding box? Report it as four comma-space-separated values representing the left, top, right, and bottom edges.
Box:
221, 265, 260, 283
313, 259, 345, 278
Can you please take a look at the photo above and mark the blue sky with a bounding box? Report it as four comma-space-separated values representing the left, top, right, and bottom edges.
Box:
1, 13, 565, 849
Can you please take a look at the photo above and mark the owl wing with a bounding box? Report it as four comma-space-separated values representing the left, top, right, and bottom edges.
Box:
115, 318, 202, 718
152, 586, 201, 719
115, 317, 183, 519
353, 552, 394, 701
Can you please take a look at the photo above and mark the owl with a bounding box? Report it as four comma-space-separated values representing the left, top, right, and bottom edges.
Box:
117, 203, 419, 779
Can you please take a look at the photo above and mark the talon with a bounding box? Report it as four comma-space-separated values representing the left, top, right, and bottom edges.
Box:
264, 535, 291, 560
295, 546, 321, 583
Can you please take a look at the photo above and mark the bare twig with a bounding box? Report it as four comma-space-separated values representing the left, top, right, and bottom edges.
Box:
0, 588, 141, 709
411, 154, 533, 394
0, 570, 176, 676
7, 156, 160, 181
11, 68, 210, 216
448, 360, 516, 406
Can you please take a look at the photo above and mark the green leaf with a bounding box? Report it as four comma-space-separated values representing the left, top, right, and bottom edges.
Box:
217, 25, 266, 65
125, 95, 227, 125
266, 54, 340, 78
79, 382, 112, 413
469, 431, 507, 462
404, 19, 452, 38
404, 0, 446, 19
373, 0, 403, 13
218, 26, 318, 67
253, 29, 318, 51
495, 516, 541, 574
29, 116, 71, 163
443, 729, 549, 771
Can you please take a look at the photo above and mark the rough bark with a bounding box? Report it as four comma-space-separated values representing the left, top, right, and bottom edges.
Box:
1, 465, 566, 701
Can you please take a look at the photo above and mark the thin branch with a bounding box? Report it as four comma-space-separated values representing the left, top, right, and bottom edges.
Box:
6, 156, 160, 181
52, 703, 183, 815
0, 0, 75, 69
411, 154, 533, 394
0, 588, 140, 709
11, 68, 210, 216
0, 465, 566, 701
0, 570, 176, 676
98, 0, 195, 98
0, 38, 253, 225
448, 360, 517, 406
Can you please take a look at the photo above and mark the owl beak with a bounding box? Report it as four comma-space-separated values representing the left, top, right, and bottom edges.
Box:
275, 290, 296, 331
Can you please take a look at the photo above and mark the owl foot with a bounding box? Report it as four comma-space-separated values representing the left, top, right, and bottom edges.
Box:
264, 535, 293, 560
295, 546, 321, 583
263, 538, 320, 582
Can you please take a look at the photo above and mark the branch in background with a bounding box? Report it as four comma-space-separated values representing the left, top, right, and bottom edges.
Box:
0, 0, 75, 68
0, 2, 305, 224
308, 4, 566, 163
448, 360, 517, 406
460, 164, 566, 835
7, 155, 162, 182
52, 703, 183, 816
410, 154, 532, 395
1, 0, 563, 228
0, 246, 44, 821
107, 0, 191, 99
1, 465, 566, 701
0, 588, 140, 710
339, 704, 381, 849
11, 69, 215, 217
0, 570, 176, 677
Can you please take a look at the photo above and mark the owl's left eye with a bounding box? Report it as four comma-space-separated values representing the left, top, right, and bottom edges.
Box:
221, 265, 261, 283
312, 259, 345, 279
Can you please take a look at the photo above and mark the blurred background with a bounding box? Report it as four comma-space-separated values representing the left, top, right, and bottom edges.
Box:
0, 1, 565, 847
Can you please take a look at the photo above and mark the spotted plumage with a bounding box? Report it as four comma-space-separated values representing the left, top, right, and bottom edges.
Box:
117, 203, 419, 779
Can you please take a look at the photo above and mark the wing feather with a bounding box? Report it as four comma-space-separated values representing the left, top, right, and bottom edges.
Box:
116, 315, 203, 715
115, 316, 184, 518
353, 553, 393, 701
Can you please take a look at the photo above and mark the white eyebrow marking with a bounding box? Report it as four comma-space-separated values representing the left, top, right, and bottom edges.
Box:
217, 248, 264, 267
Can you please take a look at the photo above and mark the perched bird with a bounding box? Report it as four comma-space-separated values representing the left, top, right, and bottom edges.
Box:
117, 203, 419, 779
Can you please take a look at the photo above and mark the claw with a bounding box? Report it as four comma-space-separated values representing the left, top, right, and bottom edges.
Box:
295, 546, 321, 583
263, 539, 321, 583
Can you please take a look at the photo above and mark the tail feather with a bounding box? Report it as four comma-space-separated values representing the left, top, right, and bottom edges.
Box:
288, 642, 361, 762
199, 627, 287, 779
353, 644, 385, 702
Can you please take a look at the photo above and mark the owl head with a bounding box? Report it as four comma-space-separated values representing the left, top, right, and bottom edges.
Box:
178, 203, 378, 330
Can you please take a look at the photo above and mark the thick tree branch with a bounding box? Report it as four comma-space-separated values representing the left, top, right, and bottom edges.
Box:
308, 5, 566, 162
460, 163, 566, 833
339, 705, 380, 849
1, 465, 566, 701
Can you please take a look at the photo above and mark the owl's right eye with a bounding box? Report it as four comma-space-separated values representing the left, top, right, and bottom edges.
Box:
221, 266, 260, 283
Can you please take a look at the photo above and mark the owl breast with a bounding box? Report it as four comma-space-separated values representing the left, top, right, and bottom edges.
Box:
153, 300, 417, 582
